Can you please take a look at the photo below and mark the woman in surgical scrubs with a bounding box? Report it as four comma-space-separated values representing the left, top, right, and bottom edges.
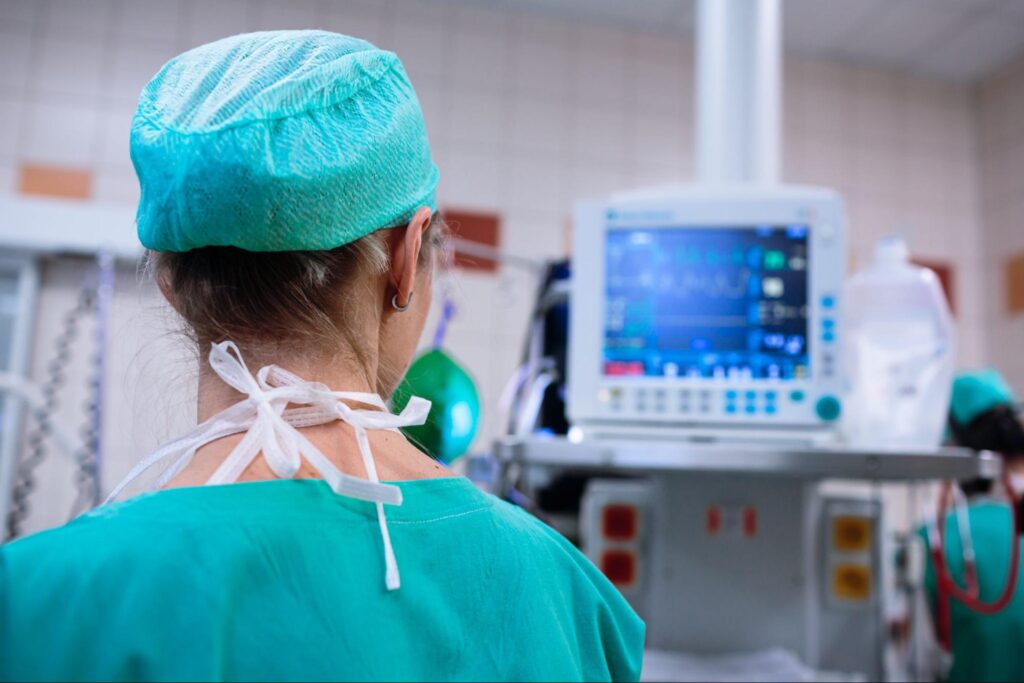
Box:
919, 370, 1024, 682
0, 31, 644, 682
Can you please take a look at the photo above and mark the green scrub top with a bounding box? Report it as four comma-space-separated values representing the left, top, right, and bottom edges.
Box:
922, 502, 1024, 682
0, 478, 644, 682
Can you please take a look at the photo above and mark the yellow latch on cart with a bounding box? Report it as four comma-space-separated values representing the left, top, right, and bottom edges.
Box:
832, 563, 872, 601
833, 515, 872, 552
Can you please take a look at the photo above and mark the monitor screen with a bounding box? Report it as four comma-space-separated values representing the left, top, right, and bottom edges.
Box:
603, 225, 809, 380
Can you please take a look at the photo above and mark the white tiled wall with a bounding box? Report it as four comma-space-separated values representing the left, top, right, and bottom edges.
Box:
783, 57, 985, 366
977, 54, 1024, 392
0, 0, 1001, 532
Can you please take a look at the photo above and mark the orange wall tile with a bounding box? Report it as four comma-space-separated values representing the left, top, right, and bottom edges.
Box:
1007, 253, 1024, 315
442, 208, 501, 273
18, 164, 92, 200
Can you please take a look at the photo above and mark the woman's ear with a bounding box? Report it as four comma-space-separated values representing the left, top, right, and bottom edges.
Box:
389, 207, 432, 309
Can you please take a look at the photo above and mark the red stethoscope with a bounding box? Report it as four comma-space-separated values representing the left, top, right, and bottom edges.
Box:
927, 468, 1020, 652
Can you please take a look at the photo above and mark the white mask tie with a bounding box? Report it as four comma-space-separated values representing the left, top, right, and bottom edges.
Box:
105, 341, 432, 591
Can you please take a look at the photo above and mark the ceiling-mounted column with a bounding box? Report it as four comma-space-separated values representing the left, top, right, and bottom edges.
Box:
696, 0, 781, 185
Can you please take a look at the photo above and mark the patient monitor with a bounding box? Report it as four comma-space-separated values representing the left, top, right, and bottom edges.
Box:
568, 185, 846, 438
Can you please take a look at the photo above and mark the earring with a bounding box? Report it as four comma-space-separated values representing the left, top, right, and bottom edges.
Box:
391, 292, 413, 312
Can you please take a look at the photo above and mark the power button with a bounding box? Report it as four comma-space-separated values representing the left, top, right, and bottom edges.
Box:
816, 395, 842, 422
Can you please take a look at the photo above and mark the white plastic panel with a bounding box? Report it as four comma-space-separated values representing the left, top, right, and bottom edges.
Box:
568, 184, 846, 434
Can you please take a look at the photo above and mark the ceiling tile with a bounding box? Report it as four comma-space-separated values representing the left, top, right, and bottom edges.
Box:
996, 0, 1024, 21
910, 10, 1024, 81
782, 0, 890, 56
444, 0, 1024, 82
668, 0, 696, 33
831, 0, 966, 70
487, 0, 687, 35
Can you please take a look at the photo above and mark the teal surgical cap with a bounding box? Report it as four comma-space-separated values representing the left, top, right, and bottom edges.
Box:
131, 30, 439, 252
950, 368, 1018, 426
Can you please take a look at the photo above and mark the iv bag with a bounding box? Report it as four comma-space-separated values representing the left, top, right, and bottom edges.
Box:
842, 236, 955, 449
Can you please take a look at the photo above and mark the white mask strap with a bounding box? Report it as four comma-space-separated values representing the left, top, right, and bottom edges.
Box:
106, 341, 432, 591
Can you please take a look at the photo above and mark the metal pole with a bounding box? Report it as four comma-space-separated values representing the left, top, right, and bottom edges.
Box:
89, 252, 115, 502
696, 0, 781, 185
0, 258, 41, 541
449, 238, 545, 273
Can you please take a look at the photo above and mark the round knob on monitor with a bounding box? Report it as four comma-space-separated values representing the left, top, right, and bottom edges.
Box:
815, 395, 842, 422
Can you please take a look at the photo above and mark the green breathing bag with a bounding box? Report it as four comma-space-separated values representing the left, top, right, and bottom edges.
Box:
391, 349, 481, 464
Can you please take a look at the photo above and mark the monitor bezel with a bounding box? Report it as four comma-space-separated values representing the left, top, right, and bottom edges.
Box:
567, 186, 846, 429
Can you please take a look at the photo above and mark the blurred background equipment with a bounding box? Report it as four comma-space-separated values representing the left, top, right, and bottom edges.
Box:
842, 235, 957, 450
569, 185, 844, 443
5, 253, 113, 538
493, 1, 1009, 681
0, 199, 140, 541
392, 296, 482, 464
499, 259, 572, 439
0, 255, 42, 540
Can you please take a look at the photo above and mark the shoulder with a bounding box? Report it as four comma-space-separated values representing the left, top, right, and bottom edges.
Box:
0, 501, 151, 665
0, 492, 231, 681
481, 495, 629, 593
918, 501, 1013, 546
0, 492, 201, 601
3, 496, 151, 561
475, 495, 646, 679
471, 494, 584, 561
442, 487, 642, 609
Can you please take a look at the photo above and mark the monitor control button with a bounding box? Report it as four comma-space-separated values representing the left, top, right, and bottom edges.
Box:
815, 395, 842, 421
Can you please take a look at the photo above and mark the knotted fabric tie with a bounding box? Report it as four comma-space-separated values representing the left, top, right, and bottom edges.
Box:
105, 341, 432, 591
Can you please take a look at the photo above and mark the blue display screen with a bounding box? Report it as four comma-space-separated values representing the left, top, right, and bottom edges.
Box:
604, 226, 809, 380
